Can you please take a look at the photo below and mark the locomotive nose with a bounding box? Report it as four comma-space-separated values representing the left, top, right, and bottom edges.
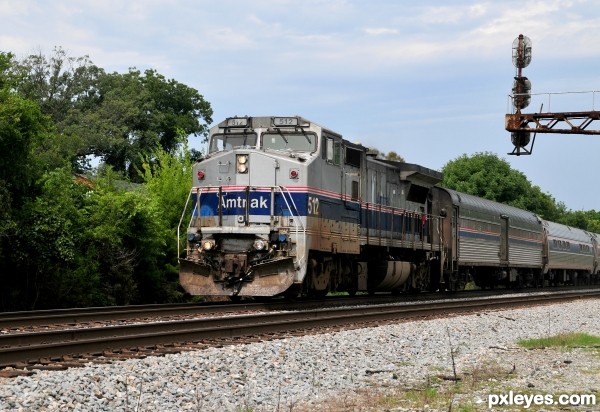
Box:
193, 151, 279, 188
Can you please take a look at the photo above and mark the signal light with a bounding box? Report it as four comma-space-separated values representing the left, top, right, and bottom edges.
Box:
197, 170, 205, 180
511, 131, 531, 148
512, 76, 531, 110
289, 169, 299, 179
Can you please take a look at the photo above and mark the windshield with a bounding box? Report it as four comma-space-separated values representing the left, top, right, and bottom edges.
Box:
261, 132, 317, 152
209, 133, 257, 153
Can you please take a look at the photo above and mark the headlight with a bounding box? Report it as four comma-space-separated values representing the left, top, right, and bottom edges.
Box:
237, 155, 249, 173
201, 239, 215, 251
253, 239, 267, 251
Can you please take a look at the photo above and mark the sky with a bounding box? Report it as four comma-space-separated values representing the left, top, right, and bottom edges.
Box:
2, 0, 600, 210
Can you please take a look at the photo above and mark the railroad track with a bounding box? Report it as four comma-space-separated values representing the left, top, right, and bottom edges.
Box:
1, 289, 599, 372
0, 302, 260, 330
1, 286, 588, 331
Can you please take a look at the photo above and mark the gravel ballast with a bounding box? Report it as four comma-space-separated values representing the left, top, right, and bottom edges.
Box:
1, 299, 599, 411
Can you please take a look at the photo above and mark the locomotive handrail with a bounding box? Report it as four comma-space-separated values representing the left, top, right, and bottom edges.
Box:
196, 187, 203, 227
177, 189, 193, 258
277, 186, 305, 230
277, 185, 307, 267
177, 187, 204, 258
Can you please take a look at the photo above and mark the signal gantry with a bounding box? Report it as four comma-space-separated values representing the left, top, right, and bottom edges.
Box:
505, 34, 600, 155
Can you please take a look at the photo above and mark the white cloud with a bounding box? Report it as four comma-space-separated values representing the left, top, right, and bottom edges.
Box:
363, 27, 399, 36
3, 0, 600, 208
0, 0, 35, 15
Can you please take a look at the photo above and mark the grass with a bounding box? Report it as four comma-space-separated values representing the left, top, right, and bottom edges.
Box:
517, 332, 600, 349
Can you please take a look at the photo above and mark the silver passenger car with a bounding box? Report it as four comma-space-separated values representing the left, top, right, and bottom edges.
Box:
430, 187, 544, 288
543, 220, 598, 284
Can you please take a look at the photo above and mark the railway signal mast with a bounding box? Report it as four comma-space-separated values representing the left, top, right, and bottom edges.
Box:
506, 34, 600, 155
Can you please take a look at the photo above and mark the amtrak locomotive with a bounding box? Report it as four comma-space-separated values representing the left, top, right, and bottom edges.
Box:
179, 115, 599, 298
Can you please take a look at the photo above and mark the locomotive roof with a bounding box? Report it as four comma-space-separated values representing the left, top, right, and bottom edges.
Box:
368, 159, 443, 186
397, 163, 443, 186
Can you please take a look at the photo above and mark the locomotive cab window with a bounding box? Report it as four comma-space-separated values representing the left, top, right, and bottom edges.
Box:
262, 132, 317, 152
210, 133, 257, 153
325, 137, 341, 165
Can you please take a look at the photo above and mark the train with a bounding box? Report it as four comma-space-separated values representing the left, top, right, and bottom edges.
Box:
178, 115, 599, 298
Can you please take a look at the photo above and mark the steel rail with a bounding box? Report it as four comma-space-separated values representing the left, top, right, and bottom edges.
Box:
1, 290, 598, 368
3, 286, 588, 329
0, 302, 266, 329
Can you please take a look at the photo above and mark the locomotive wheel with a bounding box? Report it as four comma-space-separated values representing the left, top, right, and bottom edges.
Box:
308, 259, 329, 297
427, 278, 440, 292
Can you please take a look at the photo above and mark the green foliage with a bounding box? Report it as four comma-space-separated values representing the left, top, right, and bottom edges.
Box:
0, 48, 209, 309
6, 163, 186, 309
0, 85, 49, 202
10, 48, 212, 178
383, 150, 405, 162
441, 152, 562, 220
518, 332, 600, 349
93, 68, 212, 179
139, 142, 194, 301
557, 209, 600, 232
10, 47, 103, 125
0, 66, 56, 299
0, 52, 15, 89
15, 168, 100, 308
367, 147, 405, 162
84, 173, 165, 305
140, 143, 192, 225
442, 152, 527, 202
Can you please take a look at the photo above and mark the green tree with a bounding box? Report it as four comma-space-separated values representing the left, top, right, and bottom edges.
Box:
139, 143, 194, 301
441, 152, 562, 220
0, 81, 49, 203
585, 211, 600, 233
9, 162, 185, 310
1, 48, 211, 309
10, 47, 103, 170
11, 48, 213, 177
557, 209, 600, 231
16, 168, 100, 308
0, 52, 57, 309
367, 148, 405, 162
83, 174, 153, 305
383, 150, 405, 162
10, 47, 103, 125
0, 52, 15, 89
